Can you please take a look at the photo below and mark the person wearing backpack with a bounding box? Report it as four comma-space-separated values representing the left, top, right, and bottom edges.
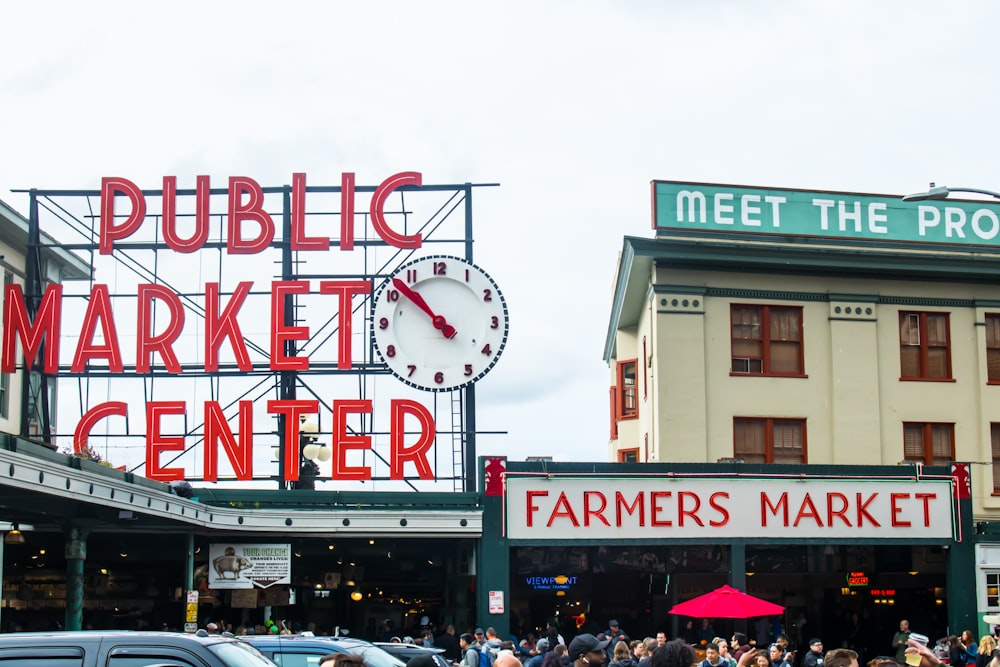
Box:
701, 643, 728, 667
462, 633, 485, 667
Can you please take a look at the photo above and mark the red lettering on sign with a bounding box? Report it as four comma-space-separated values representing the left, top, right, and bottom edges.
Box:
203, 400, 253, 482
651, 491, 672, 526
548, 492, 581, 527
161, 176, 210, 252
2, 283, 62, 373
526, 490, 548, 527
100, 177, 145, 254
761, 491, 789, 526
227, 176, 275, 254
709, 492, 731, 526
71, 284, 123, 373
793, 493, 822, 527
331, 399, 372, 481
915, 492, 936, 526
616, 491, 645, 526
270, 281, 311, 371
827, 492, 851, 527
319, 280, 371, 369
584, 491, 610, 527
890, 493, 911, 527
145, 401, 186, 481
678, 491, 704, 527
389, 399, 434, 480
290, 173, 328, 252
205, 282, 253, 372
856, 492, 880, 526
136, 283, 183, 374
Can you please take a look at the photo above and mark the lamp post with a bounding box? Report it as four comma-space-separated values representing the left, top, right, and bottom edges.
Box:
295, 417, 331, 490
902, 182, 1000, 202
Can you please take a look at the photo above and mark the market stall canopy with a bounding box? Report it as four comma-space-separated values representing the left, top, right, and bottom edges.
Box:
668, 584, 785, 619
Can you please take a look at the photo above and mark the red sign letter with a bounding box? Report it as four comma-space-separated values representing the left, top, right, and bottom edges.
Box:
74, 401, 127, 454
371, 172, 422, 249
227, 176, 275, 254
71, 284, 123, 373
389, 399, 434, 480
290, 173, 329, 251
204, 400, 253, 482
162, 175, 210, 252
332, 399, 373, 481
100, 177, 145, 254
146, 401, 186, 481
319, 280, 371, 369
270, 281, 311, 371
136, 284, 184, 373
2, 283, 62, 373
205, 282, 253, 372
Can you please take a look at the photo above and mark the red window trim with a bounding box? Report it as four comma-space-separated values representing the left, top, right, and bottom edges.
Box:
609, 386, 618, 440
617, 359, 638, 420
618, 448, 640, 463
730, 304, 806, 377
902, 421, 955, 465
898, 311, 952, 381
733, 417, 808, 464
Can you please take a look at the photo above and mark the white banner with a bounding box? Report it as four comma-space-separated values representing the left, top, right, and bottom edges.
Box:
506, 477, 954, 540
208, 543, 291, 589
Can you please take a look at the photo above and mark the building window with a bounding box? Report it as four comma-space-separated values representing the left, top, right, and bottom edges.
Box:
903, 422, 954, 465
992, 424, 1000, 495
730, 305, 804, 375
899, 311, 951, 380
618, 448, 639, 463
987, 314, 1000, 383
733, 418, 806, 463
987, 571, 1000, 607
617, 359, 638, 420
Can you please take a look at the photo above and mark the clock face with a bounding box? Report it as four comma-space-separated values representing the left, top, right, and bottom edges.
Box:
372, 255, 509, 391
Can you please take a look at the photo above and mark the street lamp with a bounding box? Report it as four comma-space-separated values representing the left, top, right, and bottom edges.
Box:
902, 182, 1000, 202
295, 417, 331, 490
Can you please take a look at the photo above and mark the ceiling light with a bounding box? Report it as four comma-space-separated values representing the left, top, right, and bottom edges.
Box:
351, 591, 363, 601
4, 524, 25, 545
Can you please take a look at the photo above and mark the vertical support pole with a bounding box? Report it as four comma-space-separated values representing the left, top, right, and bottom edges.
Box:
184, 533, 194, 592
477, 456, 508, 638
278, 186, 296, 489
729, 542, 748, 637
463, 185, 476, 493
64, 525, 87, 631
20, 189, 51, 441
948, 463, 976, 634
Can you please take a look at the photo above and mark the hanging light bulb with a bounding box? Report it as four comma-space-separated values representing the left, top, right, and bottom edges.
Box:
5, 523, 25, 545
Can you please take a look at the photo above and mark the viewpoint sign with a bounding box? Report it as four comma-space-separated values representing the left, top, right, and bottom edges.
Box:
652, 180, 1000, 248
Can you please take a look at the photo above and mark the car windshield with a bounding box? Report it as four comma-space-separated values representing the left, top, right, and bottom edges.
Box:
351, 644, 408, 667
210, 639, 279, 667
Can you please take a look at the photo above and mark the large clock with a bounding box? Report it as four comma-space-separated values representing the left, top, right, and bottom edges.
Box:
371, 255, 509, 391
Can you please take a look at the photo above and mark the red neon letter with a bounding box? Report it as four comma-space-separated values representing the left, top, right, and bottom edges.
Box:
678, 491, 704, 527
205, 282, 253, 372
319, 280, 371, 369
526, 490, 548, 527
615, 491, 645, 526
547, 492, 580, 527
708, 492, 730, 526
371, 172, 422, 249
915, 492, 937, 526
650, 491, 672, 526
71, 284, 123, 373
389, 399, 434, 480
340, 172, 356, 251
856, 492, 880, 527
760, 492, 789, 526
227, 176, 275, 254
792, 493, 823, 527
145, 401, 186, 481
2, 283, 62, 373
332, 399, 373, 481
162, 175, 210, 252
583, 491, 610, 527
267, 399, 319, 482
826, 492, 852, 527
100, 177, 145, 254
136, 284, 184, 373
890, 492, 912, 527
271, 281, 310, 371
204, 400, 253, 482
73, 401, 127, 454
290, 173, 329, 251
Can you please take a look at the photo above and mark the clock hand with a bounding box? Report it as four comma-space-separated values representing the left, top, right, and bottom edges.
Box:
391, 278, 457, 339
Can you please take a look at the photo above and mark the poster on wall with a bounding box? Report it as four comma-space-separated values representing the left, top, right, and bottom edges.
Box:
208, 543, 291, 589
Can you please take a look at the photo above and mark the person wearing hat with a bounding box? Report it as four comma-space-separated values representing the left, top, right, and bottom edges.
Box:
569, 633, 611, 667
803, 639, 824, 667
604, 621, 630, 662
526, 638, 553, 667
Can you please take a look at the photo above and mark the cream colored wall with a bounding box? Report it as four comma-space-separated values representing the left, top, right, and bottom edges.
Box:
608, 266, 1000, 519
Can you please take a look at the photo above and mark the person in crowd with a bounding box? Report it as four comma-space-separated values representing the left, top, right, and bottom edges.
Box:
495, 655, 521, 667
610, 640, 639, 667
639, 639, 659, 667
700, 621, 717, 645
484, 628, 504, 658
569, 634, 611, 667
733, 634, 753, 662
893, 621, 911, 666
768, 644, 785, 667
804, 639, 825, 667
437, 624, 461, 662
526, 639, 553, 667
948, 636, 967, 667
543, 644, 570, 667
963, 632, 979, 667
978, 636, 997, 667
825, 649, 859, 667
905, 638, 943, 667
461, 632, 484, 667
321, 655, 367, 667
651, 639, 696, 667
701, 642, 728, 667
656, 634, 667, 648
681, 621, 698, 645
713, 637, 737, 667
606, 622, 631, 662
630, 640, 646, 663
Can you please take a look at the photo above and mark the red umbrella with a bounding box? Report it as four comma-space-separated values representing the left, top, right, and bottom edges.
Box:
668, 584, 785, 619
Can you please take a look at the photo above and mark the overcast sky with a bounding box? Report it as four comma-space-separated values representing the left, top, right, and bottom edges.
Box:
2, 1, 999, 471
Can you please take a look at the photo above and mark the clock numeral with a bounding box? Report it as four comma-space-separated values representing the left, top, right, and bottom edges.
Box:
490, 316, 499, 329
433, 261, 447, 276
379, 317, 389, 330
406, 269, 417, 283
481, 343, 492, 356
386, 345, 396, 358
464, 364, 473, 376
483, 288, 492, 302
387, 290, 399, 302
434, 371, 445, 384
407, 365, 416, 377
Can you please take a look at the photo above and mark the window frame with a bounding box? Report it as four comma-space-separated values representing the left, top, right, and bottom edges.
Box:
608, 386, 618, 440
733, 417, 807, 464
729, 304, 806, 377
618, 448, 639, 463
899, 311, 953, 381
987, 313, 1000, 384
902, 422, 955, 465
616, 359, 638, 420
992, 423, 1000, 496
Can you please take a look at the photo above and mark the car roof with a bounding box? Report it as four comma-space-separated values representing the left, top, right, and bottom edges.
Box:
0, 630, 226, 643
375, 643, 446, 653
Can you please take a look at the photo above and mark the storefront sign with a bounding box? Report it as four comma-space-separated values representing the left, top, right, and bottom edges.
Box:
847, 571, 869, 586
488, 590, 504, 614
506, 476, 954, 540
208, 543, 291, 589
653, 180, 1000, 248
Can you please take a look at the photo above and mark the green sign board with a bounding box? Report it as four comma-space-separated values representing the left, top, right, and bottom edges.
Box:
652, 181, 1000, 248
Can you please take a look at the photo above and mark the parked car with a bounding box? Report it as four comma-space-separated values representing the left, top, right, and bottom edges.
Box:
0, 629, 276, 667
242, 634, 408, 667
375, 642, 451, 667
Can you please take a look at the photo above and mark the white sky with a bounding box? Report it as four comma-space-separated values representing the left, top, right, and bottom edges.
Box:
2, 1, 999, 471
